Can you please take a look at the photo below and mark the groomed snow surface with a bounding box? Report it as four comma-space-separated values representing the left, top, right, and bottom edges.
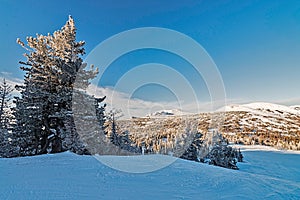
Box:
1, 147, 299, 200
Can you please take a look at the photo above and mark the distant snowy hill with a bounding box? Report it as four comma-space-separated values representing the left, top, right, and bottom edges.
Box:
223, 102, 300, 115
148, 109, 189, 117
1, 150, 299, 199
121, 102, 300, 151
217, 102, 300, 150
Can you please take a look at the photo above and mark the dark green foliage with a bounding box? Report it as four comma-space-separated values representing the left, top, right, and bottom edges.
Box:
12, 16, 104, 156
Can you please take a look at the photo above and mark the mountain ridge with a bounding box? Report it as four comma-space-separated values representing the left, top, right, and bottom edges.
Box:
119, 102, 300, 151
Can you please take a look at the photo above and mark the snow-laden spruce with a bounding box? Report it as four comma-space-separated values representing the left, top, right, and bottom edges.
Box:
0, 78, 15, 157
10, 16, 105, 157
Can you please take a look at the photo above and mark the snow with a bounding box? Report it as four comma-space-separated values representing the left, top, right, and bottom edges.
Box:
148, 109, 190, 117
95, 154, 177, 173
232, 144, 300, 154
223, 102, 300, 116
245, 102, 297, 113
1, 150, 299, 199
290, 105, 300, 111
47, 134, 55, 140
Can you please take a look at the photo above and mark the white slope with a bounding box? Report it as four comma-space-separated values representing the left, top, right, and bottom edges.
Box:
1, 150, 299, 199
223, 102, 300, 115
148, 109, 189, 117
290, 105, 300, 111
232, 144, 300, 154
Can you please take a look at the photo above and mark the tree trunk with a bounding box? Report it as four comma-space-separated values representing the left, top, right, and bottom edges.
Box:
51, 136, 62, 153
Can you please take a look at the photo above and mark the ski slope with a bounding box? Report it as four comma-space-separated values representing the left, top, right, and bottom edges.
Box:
1, 149, 299, 200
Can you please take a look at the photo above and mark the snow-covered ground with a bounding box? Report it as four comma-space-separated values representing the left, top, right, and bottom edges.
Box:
232, 144, 300, 154
1, 148, 299, 200
223, 102, 300, 115
147, 109, 190, 117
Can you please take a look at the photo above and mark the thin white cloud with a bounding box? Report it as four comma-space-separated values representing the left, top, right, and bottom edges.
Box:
4, 76, 299, 119
0, 74, 23, 98
0, 71, 12, 77
0, 71, 23, 84
274, 98, 300, 106
87, 84, 182, 118
87, 84, 231, 118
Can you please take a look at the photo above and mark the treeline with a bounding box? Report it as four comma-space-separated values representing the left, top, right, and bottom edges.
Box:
114, 117, 243, 169
223, 132, 300, 151
219, 111, 300, 151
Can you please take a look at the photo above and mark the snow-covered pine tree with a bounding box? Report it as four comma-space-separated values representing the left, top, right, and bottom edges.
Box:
0, 78, 18, 157
99, 109, 140, 155
72, 91, 108, 155
197, 130, 241, 169
180, 132, 203, 161
105, 109, 124, 145
0, 128, 10, 157
0, 78, 13, 129
95, 96, 107, 132
14, 16, 101, 156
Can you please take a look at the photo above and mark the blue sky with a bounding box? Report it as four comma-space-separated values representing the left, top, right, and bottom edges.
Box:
1, 0, 300, 108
